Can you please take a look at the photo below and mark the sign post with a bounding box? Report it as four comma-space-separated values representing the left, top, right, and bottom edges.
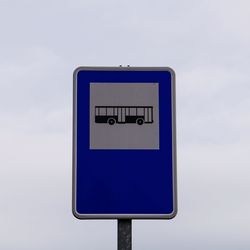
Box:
72, 67, 177, 249
118, 219, 132, 250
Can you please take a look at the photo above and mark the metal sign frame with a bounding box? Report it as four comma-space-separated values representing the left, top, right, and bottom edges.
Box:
72, 66, 177, 219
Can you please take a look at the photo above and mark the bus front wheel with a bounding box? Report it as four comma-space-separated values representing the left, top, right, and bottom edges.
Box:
136, 118, 144, 125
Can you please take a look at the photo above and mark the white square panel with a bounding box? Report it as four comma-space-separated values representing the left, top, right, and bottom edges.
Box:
90, 83, 159, 149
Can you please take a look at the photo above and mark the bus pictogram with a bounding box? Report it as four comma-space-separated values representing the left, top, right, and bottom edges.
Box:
95, 106, 154, 125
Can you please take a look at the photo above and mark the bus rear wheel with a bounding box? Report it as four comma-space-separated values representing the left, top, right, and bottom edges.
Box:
136, 118, 144, 125
108, 118, 115, 125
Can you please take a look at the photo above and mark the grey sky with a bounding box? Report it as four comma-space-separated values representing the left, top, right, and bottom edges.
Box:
0, 0, 250, 249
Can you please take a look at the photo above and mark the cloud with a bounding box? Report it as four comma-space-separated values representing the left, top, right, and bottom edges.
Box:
0, 0, 250, 249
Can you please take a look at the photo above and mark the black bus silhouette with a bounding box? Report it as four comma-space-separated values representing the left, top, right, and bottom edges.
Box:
95, 106, 154, 125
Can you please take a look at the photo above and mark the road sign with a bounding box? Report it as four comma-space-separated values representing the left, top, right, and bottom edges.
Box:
73, 67, 177, 219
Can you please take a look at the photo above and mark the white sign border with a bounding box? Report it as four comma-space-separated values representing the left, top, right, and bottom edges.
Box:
72, 66, 177, 219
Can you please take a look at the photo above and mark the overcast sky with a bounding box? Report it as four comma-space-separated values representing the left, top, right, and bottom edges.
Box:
1, 0, 250, 249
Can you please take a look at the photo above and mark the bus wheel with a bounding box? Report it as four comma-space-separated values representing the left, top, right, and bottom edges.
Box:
108, 118, 115, 125
136, 118, 144, 125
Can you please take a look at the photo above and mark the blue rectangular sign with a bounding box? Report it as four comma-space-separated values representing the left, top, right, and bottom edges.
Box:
73, 67, 177, 219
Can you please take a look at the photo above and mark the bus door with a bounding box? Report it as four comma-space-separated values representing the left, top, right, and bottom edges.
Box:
118, 107, 126, 123
144, 107, 153, 123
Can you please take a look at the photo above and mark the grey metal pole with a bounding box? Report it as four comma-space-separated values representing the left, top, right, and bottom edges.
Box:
118, 219, 132, 250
